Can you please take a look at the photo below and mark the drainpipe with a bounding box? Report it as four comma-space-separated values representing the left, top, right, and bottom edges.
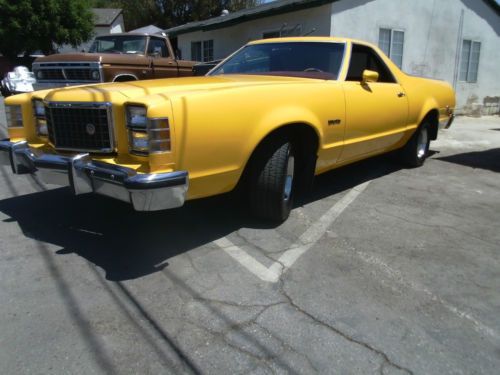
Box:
452, 9, 464, 90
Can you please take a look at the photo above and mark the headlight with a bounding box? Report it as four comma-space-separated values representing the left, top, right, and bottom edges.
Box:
36, 70, 44, 79
126, 105, 171, 155
32, 99, 48, 137
36, 119, 48, 136
91, 70, 100, 80
33, 99, 45, 117
126, 105, 147, 128
5, 105, 23, 128
129, 130, 149, 154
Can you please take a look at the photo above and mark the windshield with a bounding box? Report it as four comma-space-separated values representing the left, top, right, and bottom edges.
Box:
209, 42, 345, 80
89, 35, 147, 54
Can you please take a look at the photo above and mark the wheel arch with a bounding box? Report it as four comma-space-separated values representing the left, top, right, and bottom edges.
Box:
421, 108, 439, 140
236, 122, 320, 191
415, 97, 440, 140
112, 74, 138, 82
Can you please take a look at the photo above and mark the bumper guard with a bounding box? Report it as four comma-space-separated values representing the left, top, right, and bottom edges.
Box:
0, 139, 188, 211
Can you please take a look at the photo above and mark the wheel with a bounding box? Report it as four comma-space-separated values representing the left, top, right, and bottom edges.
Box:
401, 121, 431, 167
249, 136, 295, 221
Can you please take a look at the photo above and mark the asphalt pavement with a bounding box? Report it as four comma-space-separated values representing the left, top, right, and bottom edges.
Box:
0, 96, 499, 374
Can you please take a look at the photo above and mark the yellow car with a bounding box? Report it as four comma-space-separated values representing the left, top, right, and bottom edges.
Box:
0, 37, 455, 221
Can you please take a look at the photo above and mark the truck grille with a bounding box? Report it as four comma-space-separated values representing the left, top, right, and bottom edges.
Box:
46, 103, 114, 153
34, 62, 101, 82
64, 69, 95, 81
41, 69, 65, 80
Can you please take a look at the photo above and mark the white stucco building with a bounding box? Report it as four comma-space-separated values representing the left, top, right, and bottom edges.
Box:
165, 0, 500, 113
58, 8, 125, 53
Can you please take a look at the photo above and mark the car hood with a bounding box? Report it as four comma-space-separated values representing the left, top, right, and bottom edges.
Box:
43, 75, 321, 103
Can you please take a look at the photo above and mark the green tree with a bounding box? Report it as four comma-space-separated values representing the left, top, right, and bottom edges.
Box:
0, 0, 94, 58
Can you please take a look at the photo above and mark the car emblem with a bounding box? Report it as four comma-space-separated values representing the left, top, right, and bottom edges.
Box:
86, 123, 96, 136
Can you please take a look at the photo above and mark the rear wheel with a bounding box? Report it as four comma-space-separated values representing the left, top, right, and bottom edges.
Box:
249, 137, 295, 222
401, 121, 431, 167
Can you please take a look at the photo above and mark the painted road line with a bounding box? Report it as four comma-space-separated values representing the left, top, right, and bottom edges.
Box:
215, 181, 371, 283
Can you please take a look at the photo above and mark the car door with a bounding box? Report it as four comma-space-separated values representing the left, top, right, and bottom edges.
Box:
340, 44, 408, 162
147, 37, 179, 78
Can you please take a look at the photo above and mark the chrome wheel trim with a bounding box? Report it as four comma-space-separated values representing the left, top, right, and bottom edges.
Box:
283, 153, 295, 201
417, 127, 428, 159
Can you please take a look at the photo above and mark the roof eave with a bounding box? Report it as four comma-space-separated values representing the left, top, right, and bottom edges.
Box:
168, 0, 333, 37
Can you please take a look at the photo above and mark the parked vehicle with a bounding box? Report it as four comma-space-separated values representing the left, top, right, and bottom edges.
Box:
192, 60, 222, 76
0, 66, 36, 97
1, 37, 455, 221
32, 33, 196, 90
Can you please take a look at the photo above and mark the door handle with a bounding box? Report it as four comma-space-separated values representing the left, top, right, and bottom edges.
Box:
397, 92, 406, 97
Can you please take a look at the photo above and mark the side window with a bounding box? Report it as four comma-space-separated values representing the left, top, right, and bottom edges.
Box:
346, 44, 396, 83
148, 38, 169, 58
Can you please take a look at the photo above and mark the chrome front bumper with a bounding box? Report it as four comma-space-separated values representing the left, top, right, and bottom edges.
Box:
0, 140, 188, 212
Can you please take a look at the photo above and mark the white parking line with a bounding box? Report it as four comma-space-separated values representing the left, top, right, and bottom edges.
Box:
354, 250, 500, 342
214, 181, 371, 283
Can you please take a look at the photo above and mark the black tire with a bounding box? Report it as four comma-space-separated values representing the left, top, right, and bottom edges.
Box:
401, 121, 431, 168
249, 137, 295, 222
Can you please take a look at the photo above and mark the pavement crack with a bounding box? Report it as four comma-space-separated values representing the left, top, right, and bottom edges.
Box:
276, 276, 413, 375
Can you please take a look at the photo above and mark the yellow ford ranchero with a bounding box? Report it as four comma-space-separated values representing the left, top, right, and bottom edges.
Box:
1, 37, 455, 221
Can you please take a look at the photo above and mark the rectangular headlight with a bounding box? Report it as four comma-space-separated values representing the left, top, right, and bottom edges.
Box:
126, 105, 147, 129
5, 105, 23, 128
32, 99, 45, 118
129, 130, 149, 154
36, 119, 48, 137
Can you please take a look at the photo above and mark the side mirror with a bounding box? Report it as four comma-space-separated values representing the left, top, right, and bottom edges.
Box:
362, 69, 379, 83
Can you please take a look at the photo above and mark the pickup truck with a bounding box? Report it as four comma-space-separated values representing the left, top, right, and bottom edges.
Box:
32, 33, 196, 89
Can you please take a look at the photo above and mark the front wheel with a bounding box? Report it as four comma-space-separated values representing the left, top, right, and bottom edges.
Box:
401, 121, 431, 167
249, 137, 295, 222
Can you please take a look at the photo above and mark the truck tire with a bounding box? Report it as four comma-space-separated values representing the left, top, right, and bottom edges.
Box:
401, 121, 431, 168
249, 137, 295, 222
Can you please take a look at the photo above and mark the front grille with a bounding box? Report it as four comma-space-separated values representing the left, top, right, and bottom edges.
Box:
46, 104, 114, 152
35, 63, 100, 82
41, 69, 65, 80
64, 69, 95, 81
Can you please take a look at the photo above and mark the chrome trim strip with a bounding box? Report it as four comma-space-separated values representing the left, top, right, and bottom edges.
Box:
46, 102, 112, 109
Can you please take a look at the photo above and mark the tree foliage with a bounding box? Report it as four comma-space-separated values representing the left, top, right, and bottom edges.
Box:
93, 0, 260, 31
0, 0, 94, 58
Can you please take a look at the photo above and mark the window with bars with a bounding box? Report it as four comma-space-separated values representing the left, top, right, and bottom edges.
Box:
378, 28, 404, 69
191, 40, 214, 62
459, 40, 481, 83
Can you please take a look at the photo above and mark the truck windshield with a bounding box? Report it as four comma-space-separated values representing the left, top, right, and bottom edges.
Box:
89, 35, 147, 54
209, 42, 345, 80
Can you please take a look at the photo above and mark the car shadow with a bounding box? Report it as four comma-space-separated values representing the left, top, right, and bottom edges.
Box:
0, 154, 403, 281
436, 148, 500, 173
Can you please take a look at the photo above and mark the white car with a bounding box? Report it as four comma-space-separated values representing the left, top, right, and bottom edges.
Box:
1, 66, 36, 97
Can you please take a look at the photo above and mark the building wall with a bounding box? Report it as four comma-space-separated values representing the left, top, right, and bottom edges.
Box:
331, 0, 500, 111
177, 4, 332, 61
58, 16, 125, 53
110, 14, 125, 34
176, 0, 499, 113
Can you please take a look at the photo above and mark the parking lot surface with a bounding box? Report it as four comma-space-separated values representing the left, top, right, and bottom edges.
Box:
1, 96, 499, 374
